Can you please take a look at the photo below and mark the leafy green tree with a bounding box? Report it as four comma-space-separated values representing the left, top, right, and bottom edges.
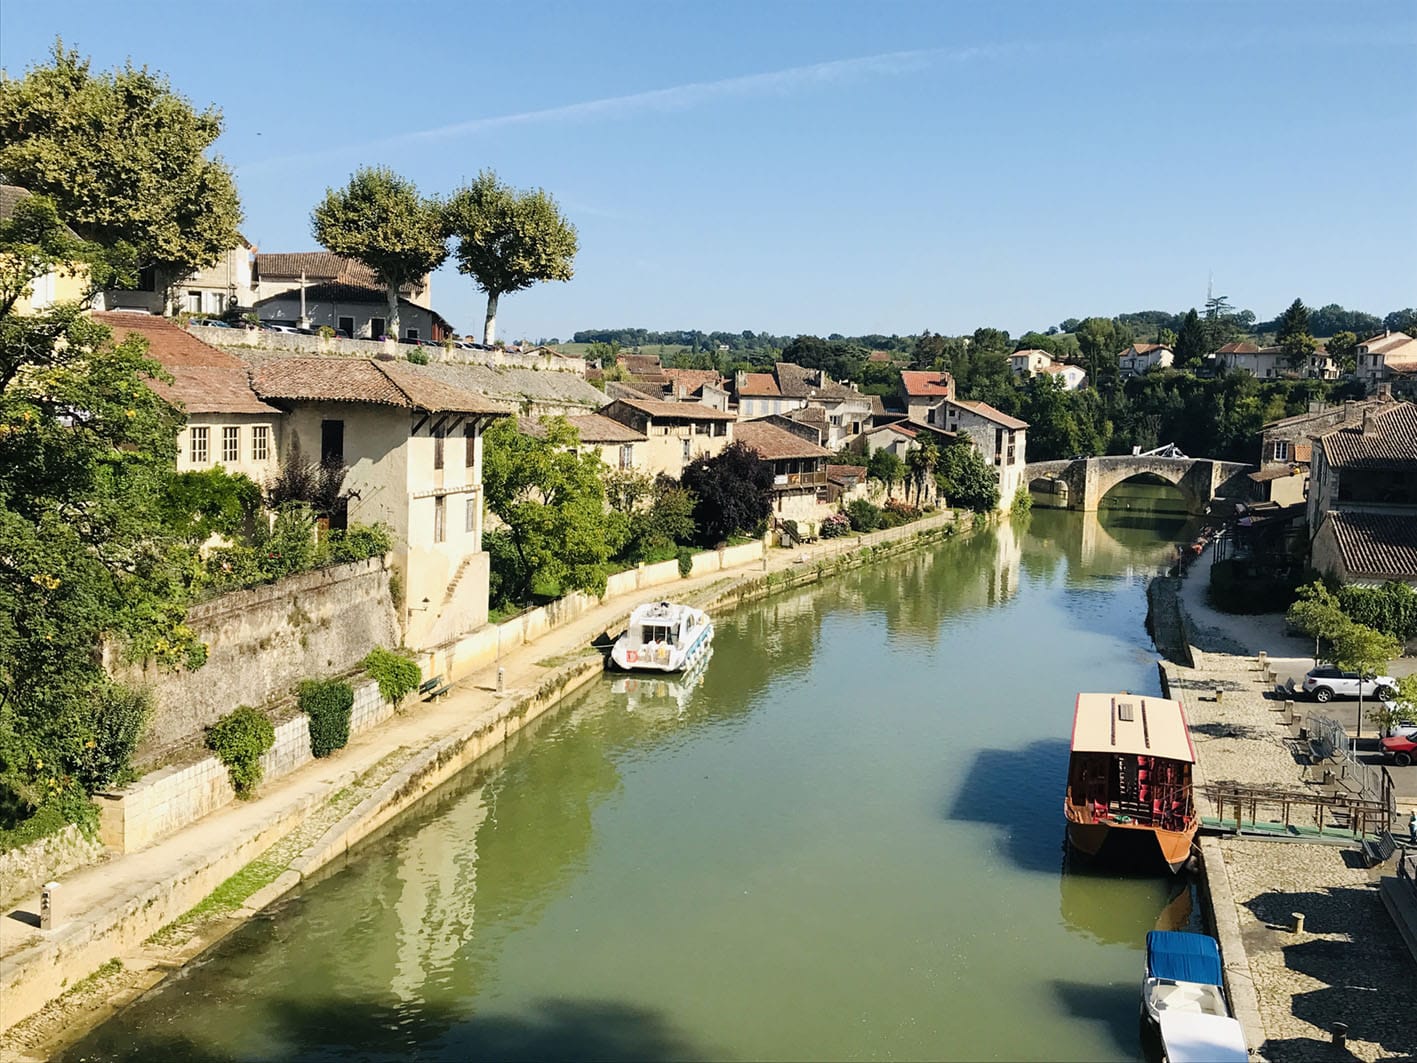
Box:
867, 448, 906, 496
680, 442, 774, 546
1075, 317, 1124, 393
311, 167, 446, 339
1275, 297, 1316, 369
0, 42, 241, 282
936, 440, 999, 512
481, 417, 619, 603
1326, 331, 1358, 374
1286, 581, 1351, 664
444, 170, 578, 345
0, 191, 126, 318
1173, 309, 1208, 369
1331, 621, 1402, 739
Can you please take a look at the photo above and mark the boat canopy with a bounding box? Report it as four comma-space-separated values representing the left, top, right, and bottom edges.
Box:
1157, 1012, 1248, 1063
1071, 693, 1196, 763
1146, 931, 1223, 985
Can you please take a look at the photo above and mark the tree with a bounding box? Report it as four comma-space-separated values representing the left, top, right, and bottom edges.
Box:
904, 441, 939, 505
481, 417, 619, 603
444, 170, 578, 345
1173, 309, 1208, 369
1331, 622, 1402, 740
1275, 298, 1316, 370
0, 42, 241, 282
311, 167, 446, 340
1286, 581, 1350, 665
1326, 331, 1359, 374
867, 448, 906, 497
1075, 318, 1123, 393
936, 440, 999, 512
680, 442, 774, 546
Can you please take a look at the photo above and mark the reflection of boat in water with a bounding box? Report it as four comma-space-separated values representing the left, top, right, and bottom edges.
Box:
1140, 931, 1247, 1063
610, 601, 713, 672
1064, 693, 1199, 874
611, 647, 713, 716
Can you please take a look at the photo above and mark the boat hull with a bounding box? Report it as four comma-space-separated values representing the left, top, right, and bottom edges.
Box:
1066, 818, 1197, 874
610, 622, 714, 673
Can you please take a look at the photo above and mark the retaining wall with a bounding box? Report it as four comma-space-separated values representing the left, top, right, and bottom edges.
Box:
0, 827, 106, 913
119, 558, 399, 765
96, 680, 388, 854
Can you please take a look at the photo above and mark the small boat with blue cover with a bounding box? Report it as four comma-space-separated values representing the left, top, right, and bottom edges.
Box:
1140, 931, 1247, 1063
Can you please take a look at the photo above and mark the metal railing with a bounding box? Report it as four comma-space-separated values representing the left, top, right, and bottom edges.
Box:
1203, 781, 1393, 838
1306, 713, 1396, 813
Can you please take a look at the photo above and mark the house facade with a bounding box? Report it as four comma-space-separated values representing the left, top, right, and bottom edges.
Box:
1117, 343, 1174, 377
734, 363, 871, 442
1254, 395, 1394, 505
1040, 362, 1087, 390
565, 413, 648, 472
899, 371, 955, 424
1356, 331, 1417, 390
599, 397, 736, 478
929, 398, 1029, 510
1307, 402, 1417, 585
1213, 342, 1337, 380
2, 185, 94, 314
100, 238, 256, 317
252, 252, 449, 340
249, 357, 508, 648
732, 420, 833, 532
1009, 349, 1054, 377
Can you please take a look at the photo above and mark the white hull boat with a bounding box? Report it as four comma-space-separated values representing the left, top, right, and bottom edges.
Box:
610, 601, 713, 673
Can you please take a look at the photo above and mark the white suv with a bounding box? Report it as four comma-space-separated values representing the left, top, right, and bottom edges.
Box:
1303, 667, 1397, 703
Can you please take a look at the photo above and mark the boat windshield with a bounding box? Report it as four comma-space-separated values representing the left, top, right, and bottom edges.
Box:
640, 624, 677, 645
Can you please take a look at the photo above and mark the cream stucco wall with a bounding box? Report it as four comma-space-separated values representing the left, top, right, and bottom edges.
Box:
177, 413, 282, 483
16, 263, 92, 314
635, 423, 731, 478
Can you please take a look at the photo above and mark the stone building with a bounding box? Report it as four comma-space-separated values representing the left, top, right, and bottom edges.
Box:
599, 397, 736, 478
929, 398, 1029, 510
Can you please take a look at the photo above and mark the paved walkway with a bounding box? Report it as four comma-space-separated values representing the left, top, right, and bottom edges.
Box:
0, 514, 958, 1047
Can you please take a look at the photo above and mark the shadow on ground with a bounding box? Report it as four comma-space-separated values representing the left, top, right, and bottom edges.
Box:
62, 995, 712, 1062
1050, 978, 1142, 1060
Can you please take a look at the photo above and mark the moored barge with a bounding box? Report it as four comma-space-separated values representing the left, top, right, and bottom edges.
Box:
1064, 692, 1199, 873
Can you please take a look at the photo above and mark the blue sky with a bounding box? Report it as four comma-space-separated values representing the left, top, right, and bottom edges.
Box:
3, 1, 1414, 342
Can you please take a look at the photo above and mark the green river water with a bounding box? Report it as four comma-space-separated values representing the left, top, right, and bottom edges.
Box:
70, 497, 1202, 1062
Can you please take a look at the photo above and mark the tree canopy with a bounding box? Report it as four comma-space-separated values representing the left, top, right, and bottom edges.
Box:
936, 440, 999, 512
1275, 298, 1316, 368
680, 442, 774, 546
311, 167, 446, 338
0, 42, 241, 279
445, 170, 578, 345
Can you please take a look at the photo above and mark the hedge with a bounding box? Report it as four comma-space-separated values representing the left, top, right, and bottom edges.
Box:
298, 679, 354, 758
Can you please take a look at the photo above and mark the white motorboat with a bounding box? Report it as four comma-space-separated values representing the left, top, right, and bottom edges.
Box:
1156, 1013, 1248, 1063
610, 600, 713, 673
1140, 931, 1247, 1063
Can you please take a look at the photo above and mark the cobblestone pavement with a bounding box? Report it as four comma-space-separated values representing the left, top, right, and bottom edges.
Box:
1221, 839, 1417, 1062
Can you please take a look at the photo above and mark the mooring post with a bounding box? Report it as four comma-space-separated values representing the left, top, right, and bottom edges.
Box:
1330, 1022, 1348, 1048
39, 881, 58, 930
496, 667, 505, 694
1291, 912, 1305, 934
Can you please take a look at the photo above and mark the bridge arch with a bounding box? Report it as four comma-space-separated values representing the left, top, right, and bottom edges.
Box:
1092, 462, 1203, 514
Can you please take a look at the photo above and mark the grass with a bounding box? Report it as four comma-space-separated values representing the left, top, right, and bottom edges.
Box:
145, 854, 287, 946
534, 649, 598, 670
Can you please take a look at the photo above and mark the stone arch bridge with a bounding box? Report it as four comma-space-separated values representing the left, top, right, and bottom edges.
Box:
1023, 455, 1256, 514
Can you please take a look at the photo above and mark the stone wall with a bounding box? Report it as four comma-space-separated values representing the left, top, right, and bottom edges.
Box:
121, 558, 399, 765
98, 680, 387, 853
0, 825, 106, 911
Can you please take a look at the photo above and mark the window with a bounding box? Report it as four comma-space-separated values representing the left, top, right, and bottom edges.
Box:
135, 266, 157, 292
338, 316, 355, 337
190, 426, 209, 464
464, 424, 477, 468
321, 420, 345, 466
405, 328, 419, 341
694, 421, 709, 435
433, 495, 446, 543
252, 425, 270, 462
713, 421, 727, 437
994, 427, 1004, 466
619, 444, 634, 469
465, 496, 477, 533
187, 290, 202, 313
682, 438, 691, 462
213, 293, 226, 315
369, 317, 386, 340
1273, 440, 1289, 462
222, 426, 240, 464
432, 425, 445, 470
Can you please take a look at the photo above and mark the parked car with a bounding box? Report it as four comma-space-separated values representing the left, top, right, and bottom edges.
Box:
1302, 667, 1397, 703
261, 321, 301, 334
1379, 734, 1417, 767
1379, 702, 1417, 739
193, 317, 233, 328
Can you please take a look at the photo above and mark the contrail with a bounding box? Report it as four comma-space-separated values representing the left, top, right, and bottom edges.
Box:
235, 43, 1014, 174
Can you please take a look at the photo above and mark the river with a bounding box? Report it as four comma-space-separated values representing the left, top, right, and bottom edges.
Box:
69, 499, 1202, 1062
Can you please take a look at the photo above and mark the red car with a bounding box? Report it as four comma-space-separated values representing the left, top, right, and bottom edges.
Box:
1380, 734, 1417, 767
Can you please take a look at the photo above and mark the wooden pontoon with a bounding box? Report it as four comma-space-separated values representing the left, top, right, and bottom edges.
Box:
1064, 693, 1199, 873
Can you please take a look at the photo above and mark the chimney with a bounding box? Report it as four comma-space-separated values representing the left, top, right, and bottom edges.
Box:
1377, 382, 1393, 401
1362, 410, 1380, 436
734, 369, 747, 393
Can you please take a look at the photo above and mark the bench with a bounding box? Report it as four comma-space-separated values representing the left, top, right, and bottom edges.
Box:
1360, 830, 1398, 868
419, 675, 451, 701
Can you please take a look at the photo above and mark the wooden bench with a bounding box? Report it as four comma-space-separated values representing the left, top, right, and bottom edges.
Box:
1360, 830, 1398, 868
419, 675, 451, 701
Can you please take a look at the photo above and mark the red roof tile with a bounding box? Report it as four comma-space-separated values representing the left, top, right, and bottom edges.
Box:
732, 420, 833, 461
899, 371, 954, 397
737, 372, 781, 397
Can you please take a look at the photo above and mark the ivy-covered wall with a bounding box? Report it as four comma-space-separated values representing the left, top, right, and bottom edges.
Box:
117, 557, 399, 765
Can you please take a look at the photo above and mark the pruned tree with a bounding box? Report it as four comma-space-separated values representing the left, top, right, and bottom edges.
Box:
0, 42, 241, 283
311, 167, 446, 339
936, 440, 1000, 513
444, 170, 578, 345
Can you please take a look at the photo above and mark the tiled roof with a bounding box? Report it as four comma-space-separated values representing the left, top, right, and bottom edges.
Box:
661, 368, 724, 395
92, 313, 279, 416
1011, 348, 1053, 361
1, 184, 81, 239
737, 372, 780, 397
251, 358, 506, 414
899, 370, 954, 397
784, 405, 828, 426
1326, 511, 1417, 580
775, 362, 860, 401
566, 413, 646, 443
827, 464, 866, 484
873, 422, 917, 438
732, 420, 833, 461
1318, 403, 1417, 470
948, 398, 1030, 430
610, 397, 737, 421
256, 252, 364, 282
1123, 343, 1171, 356
1249, 466, 1304, 483
1215, 341, 1261, 355
1041, 362, 1083, 377
1360, 331, 1415, 355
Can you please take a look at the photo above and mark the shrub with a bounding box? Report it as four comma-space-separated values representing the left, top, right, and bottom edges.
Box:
362, 647, 420, 704
407, 350, 430, 365
677, 546, 694, 578
322, 523, 393, 564
1336, 582, 1417, 641
257, 505, 318, 579
207, 706, 275, 797
819, 512, 850, 539
74, 685, 152, 791
846, 499, 883, 533
1011, 489, 1034, 515
299, 679, 354, 758
318, 325, 336, 339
